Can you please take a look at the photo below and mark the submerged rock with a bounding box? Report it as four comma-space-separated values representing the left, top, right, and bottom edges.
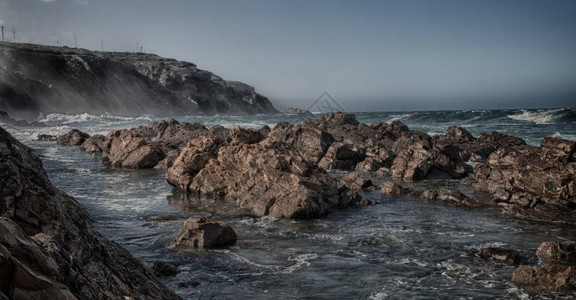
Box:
170, 216, 236, 250
38, 134, 57, 142
153, 261, 179, 277
475, 247, 520, 265
56, 129, 90, 146
0, 125, 179, 299
512, 264, 576, 292
537, 242, 576, 263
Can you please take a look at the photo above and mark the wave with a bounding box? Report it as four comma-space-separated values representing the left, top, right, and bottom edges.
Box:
38, 112, 155, 124
507, 108, 573, 125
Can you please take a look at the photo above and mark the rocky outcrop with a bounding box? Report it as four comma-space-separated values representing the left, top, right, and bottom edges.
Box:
132, 119, 210, 148
0, 125, 179, 299
166, 133, 362, 219
170, 216, 236, 250
381, 182, 486, 209
56, 129, 90, 146
0, 110, 45, 127
101, 129, 166, 168
284, 107, 312, 115
512, 264, 576, 292
472, 136, 576, 222
79, 134, 105, 153
340, 172, 374, 192
537, 242, 576, 263
0, 42, 277, 120
474, 247, 520, 265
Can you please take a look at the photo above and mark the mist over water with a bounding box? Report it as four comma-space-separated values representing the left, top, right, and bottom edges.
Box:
2, 107, 576, 299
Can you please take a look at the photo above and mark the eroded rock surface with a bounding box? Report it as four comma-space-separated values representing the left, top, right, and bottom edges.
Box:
56, 129, 90, 146
0, 126, 179, 299
473, 136, 576, 222
102, 129, 166, 168
512, 264, 576, 292
170, 216, 236, 250
475, 247, 520, 265
537, 242, 576, 263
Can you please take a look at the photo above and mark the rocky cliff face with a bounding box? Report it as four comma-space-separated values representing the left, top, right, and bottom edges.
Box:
0, 125, 180, 299
0, 42, 278, 120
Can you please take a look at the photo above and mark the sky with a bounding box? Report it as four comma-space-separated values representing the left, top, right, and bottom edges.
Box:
1, 0, 575, 111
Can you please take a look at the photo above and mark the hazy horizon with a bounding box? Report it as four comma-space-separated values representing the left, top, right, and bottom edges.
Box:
1, 0, 575, 112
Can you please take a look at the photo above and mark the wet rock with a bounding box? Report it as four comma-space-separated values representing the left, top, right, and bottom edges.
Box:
318, 142, 365, 170
38, 134, 57, 142
512, 264, 576, 292
102, 129, 166, 168
475, 247, 520, 265
284, 107, 312, 115
153, 261, 178, 277
154, 148, 180, 170
537, 242, 576, 263
473, 137, 576, 222
155, 119, 209, 148
230, 127, 264, 145
170, 216, 236, 250
167, 134, 362, 219
56, 129, 90, 146
80, 134, 105, 153
417, 188, 485, 209
340, 172, 374, 192
267, 122, 334, 164
0, 125, 179, 299
380, 182, 411, 196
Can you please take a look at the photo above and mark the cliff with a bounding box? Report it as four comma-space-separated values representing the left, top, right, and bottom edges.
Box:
0, 125, 180, 299
0, 42, 278, 120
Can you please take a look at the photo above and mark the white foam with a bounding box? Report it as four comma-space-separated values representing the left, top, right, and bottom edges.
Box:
507, 108, 563, 125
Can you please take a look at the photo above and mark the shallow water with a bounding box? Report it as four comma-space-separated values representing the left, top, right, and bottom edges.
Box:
3, 108, 576, 299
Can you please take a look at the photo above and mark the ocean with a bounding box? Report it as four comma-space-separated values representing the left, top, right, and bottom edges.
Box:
2, 108, 576, 299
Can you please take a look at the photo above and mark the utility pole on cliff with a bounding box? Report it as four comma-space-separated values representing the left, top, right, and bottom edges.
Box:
136, 42, 139, 53
12, 28, 15, 42
101, 40, 104, 51
1, 26, 4, 42
74, 35, 77, 48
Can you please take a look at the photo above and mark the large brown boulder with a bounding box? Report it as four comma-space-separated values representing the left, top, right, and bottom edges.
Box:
101, 129, 166, 168
473, 136, 576, 222
391, 133, 434, 180
56, 129, 90, 146
170, 216, 236, 250
512, 264, 576, 292
0, 126, 179, 299
537, 242, 576, 263
166, 134, 362, 219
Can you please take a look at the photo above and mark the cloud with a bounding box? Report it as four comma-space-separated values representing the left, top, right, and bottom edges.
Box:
41, 0, 56, 2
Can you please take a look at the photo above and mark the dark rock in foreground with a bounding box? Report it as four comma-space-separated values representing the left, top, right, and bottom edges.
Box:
537, 242, 576, 263
0, 126, 179, 299
170, 216, 236, 250
475, 247, 520, 265
512, 264, 576, 292
56, 129, 90, 146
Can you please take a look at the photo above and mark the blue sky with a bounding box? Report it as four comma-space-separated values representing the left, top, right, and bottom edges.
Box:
1, 0, 575, 111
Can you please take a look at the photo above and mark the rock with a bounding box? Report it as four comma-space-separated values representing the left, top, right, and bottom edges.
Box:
391, 132, 434, 180
155, 120, 209, 148
340, 172, 373, 192
318, 142, 365, 170
0, 125, 179, 299
56, 129, 90, 146
266, 121, 334, 164
153, 261, 178, 277
475, 247, 520, 265
472, 137, 576, 222
230, 127, 264, 145
170, 216, 236, 250
0, 42, 277, 120
537, 242, 576, 263
80, 134, 105, 153
512, 264, 576, 292
380, 182, 411, 196
0, 111, 45, 127
417, 188, 485, 209
101, 129, 166, 168
284, 107, 312, 115
167, 134, 362, 219
154, 148, 180, 170
38, 134, 57, 142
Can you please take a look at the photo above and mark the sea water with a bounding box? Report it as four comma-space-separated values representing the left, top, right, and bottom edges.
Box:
3, 108, 576, 299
